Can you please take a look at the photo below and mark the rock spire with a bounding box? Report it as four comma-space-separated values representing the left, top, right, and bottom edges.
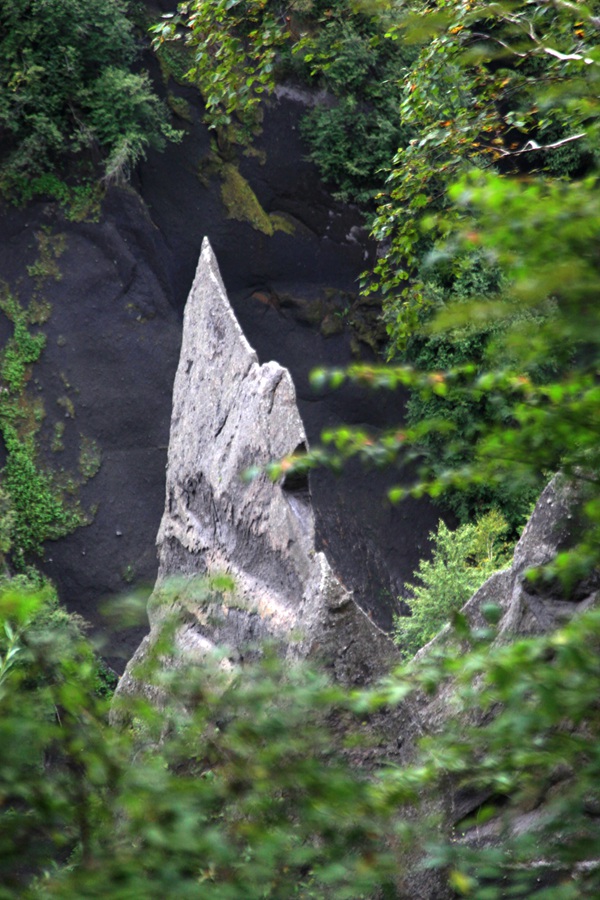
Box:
116, 238, 395, 695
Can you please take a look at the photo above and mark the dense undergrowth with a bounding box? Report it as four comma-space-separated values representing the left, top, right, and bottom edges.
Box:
1, 583, 600, 898
0, 0, 179, 206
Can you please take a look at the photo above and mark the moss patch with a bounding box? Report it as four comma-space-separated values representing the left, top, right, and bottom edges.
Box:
220, 163, 296, 237
57, 395, 75, 419
78, 435, 102, 479
167, 93, 193, 123
51, 422, 65, 453
0, 287, 84, 565
220, 163, 274, 235
26, 228, 66, 287
270, 212, 296, 235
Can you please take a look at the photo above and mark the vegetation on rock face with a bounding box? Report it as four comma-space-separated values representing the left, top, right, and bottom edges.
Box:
289, 0, 415, 206
0, 286, 86, 568
0, 229, 99, 570
0, 0, 179, 200
151, 0, 286, 146
151, 0, 413, 203
394, 509, 510, 659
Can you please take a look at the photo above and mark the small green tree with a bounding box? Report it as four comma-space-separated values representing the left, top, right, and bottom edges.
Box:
394, 510, 510, 659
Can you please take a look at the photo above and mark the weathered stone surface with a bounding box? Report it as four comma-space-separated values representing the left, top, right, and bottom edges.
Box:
116, 238, 396, 698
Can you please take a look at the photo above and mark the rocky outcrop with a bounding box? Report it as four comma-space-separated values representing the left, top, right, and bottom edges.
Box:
387, 474, 599, 899
115, 239, 396, 697
391, 475, 597, 762
429, 474, 596, 654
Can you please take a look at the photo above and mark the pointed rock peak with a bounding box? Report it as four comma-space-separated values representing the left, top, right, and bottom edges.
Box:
116, 241, 395, 700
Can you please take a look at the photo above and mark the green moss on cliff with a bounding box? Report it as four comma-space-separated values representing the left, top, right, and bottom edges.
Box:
219, 163, 295, 236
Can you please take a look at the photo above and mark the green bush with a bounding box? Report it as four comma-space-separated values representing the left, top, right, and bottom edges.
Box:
290, 4, 415, 206
0, 0, 177, 195
394, 510, 510, 659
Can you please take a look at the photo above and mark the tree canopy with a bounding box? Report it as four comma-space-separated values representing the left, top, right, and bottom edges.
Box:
0, 0, 178, 198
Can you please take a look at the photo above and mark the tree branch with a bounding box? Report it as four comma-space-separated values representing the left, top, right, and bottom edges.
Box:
495, 132, 587, 158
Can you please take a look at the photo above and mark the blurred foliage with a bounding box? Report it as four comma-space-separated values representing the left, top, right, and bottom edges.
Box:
406, 604, 600, 899
1, 583, 600, 897
0, 0, 179, 198
370, 0, 600, 325
394, 509, 510, 659
0, 586, 402, 899
366, 0, 600, 527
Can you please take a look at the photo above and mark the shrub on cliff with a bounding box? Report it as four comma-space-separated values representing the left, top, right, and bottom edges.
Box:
0, 0, 178, 195
394, 510, 510, 659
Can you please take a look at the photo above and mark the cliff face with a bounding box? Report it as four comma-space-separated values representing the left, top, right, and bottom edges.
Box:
116, 240, 396, 696
0, 189, 182, 662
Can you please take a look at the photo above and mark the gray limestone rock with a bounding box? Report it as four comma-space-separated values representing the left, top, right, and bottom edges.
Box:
116, 238, 395, 699
392, 475, 596, 764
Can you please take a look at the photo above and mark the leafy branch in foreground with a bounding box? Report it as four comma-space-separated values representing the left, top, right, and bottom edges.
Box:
359, 0, 600, 529
150, 0, 288, 145
2, 580, 600, 897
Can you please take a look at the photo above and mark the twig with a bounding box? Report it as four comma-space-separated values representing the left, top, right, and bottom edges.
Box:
496, 132, 587, 157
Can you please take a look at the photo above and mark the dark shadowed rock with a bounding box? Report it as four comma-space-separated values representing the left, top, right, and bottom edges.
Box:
0, 188, 181, 665
115, 240, 396, 699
